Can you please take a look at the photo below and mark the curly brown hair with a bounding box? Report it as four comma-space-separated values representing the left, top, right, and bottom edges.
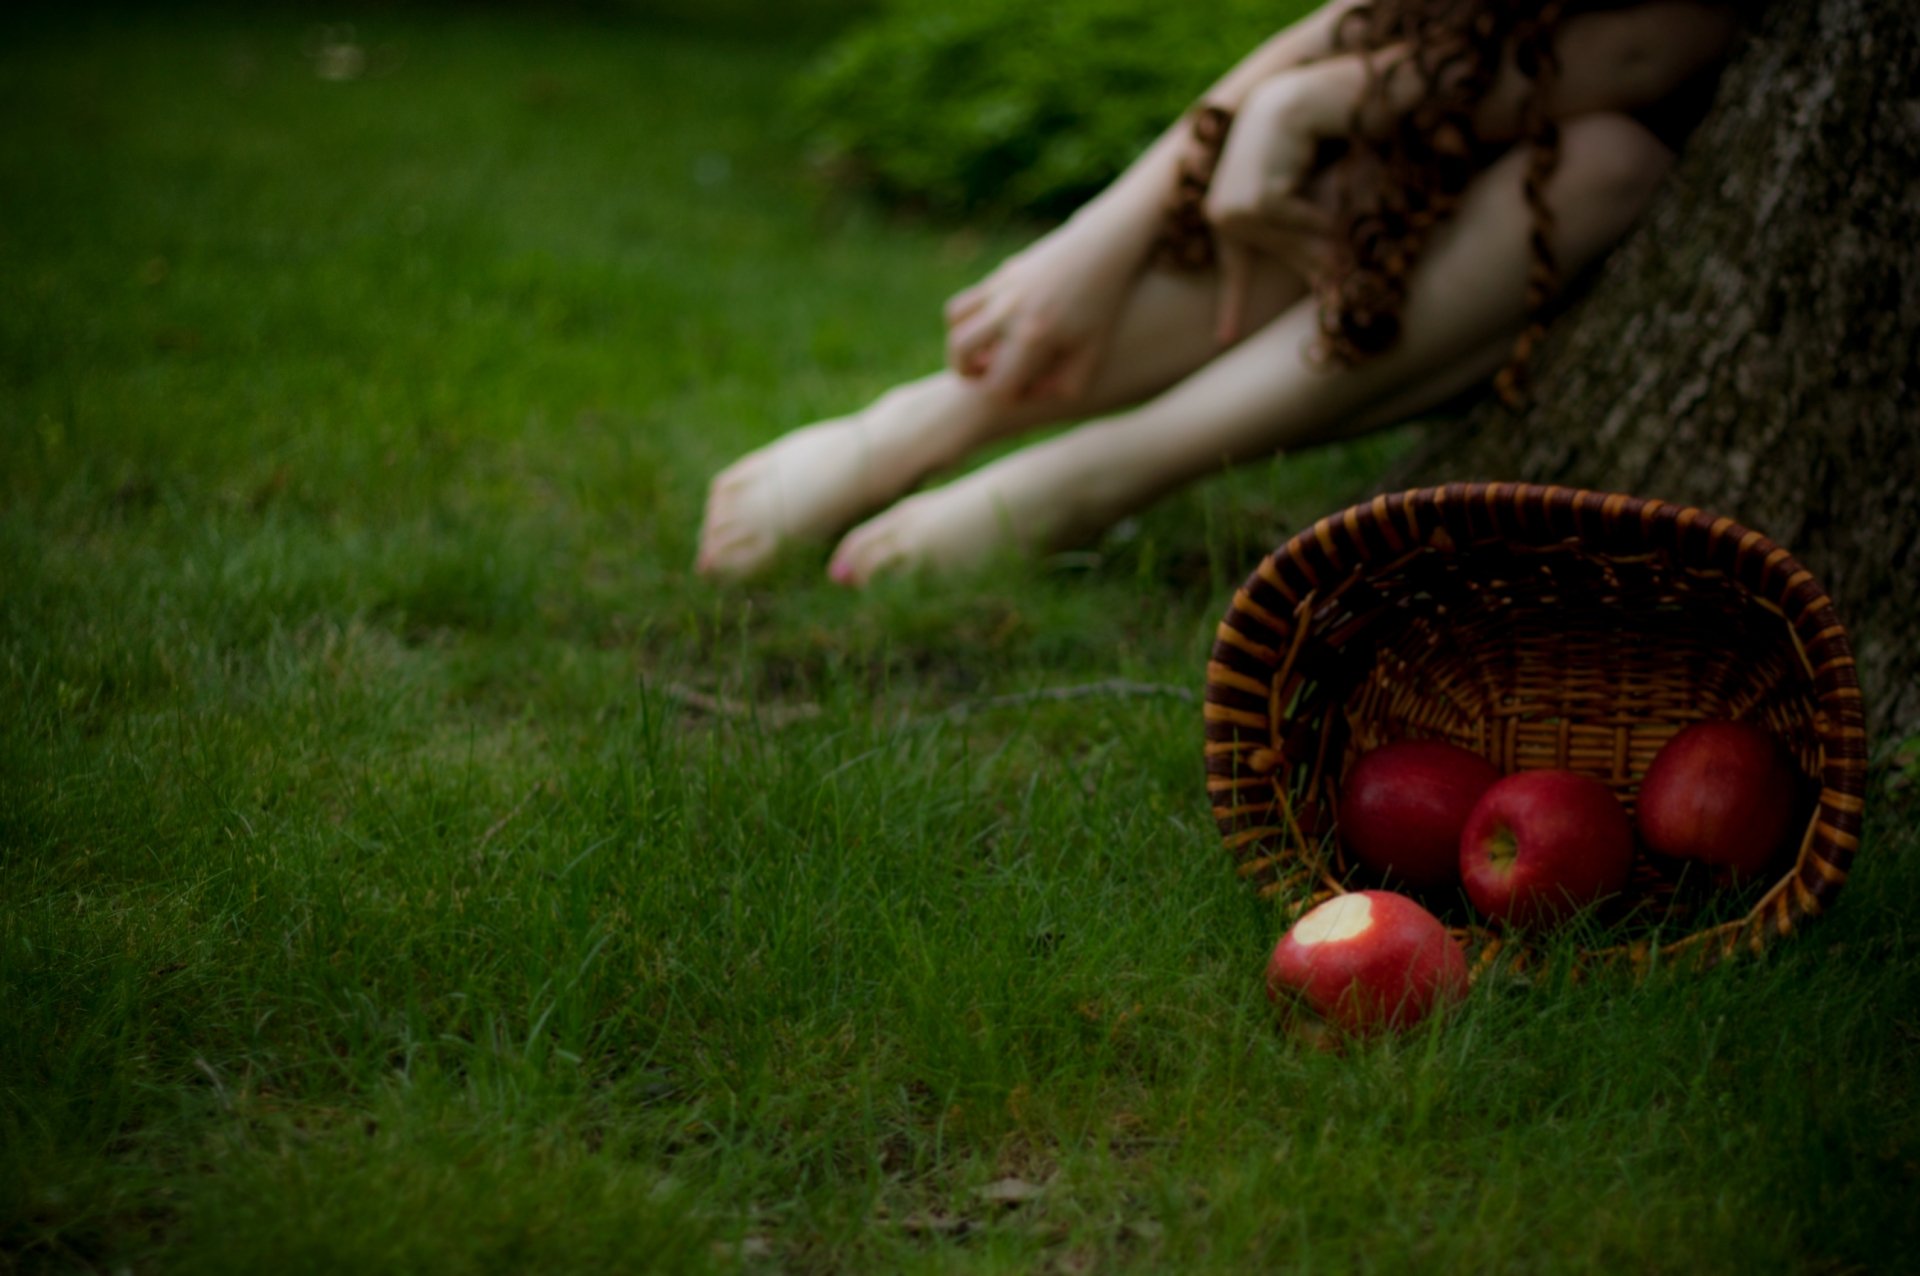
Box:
1329, 0, 1567, 403
1161, 0, 1569, 404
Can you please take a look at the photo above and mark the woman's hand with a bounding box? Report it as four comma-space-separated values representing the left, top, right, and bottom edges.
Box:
1204, 72, 1337, 344
943, 212, 1146, 404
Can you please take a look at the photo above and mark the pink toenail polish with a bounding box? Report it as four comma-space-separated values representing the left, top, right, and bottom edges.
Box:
829, 559, 853, 585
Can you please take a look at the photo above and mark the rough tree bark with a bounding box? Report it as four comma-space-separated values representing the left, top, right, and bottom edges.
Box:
1386, 0, 1919, 748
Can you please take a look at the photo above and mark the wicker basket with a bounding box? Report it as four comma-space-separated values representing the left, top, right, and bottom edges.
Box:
1204, 483, 1869, 972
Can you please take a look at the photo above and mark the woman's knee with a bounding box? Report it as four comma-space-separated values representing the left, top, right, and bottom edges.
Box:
1548, 112, 1674, 254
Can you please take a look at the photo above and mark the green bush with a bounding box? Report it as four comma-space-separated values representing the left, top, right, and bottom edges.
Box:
611, 0, 876, 38
799, 0, 1318, 220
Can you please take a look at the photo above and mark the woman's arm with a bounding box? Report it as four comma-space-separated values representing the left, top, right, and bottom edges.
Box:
1243, 0, 1736, 147
1071, 0, 1368, 238
1203, 1, 1737, 336
946, 0, 1368, 401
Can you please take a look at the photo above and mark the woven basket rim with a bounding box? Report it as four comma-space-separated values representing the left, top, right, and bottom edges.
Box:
1204, 482, 1870, 970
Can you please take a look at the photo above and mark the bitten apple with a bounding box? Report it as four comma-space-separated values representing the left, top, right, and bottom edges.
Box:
1636, 720, 1800, 878
1265, 890, 1469, 1036
1338, 740, 1502, 889
1459, 770, 1634, 929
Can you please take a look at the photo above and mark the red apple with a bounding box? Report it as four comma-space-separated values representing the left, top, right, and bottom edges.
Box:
1459, 770, 1634, 930
1265, 890, 1469, 1036
1636, 720, 1801, 878
1338, 740, 1502, 889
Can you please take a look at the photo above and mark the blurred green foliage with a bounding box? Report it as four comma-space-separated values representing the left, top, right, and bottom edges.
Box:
608, 0, 876, 38
799, 0, 1318, 219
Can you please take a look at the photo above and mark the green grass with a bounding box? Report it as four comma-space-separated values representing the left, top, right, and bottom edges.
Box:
4, 6, 1918, 1273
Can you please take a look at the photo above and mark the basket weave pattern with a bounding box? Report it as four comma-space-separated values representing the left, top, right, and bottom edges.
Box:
1204, 484, 1869, 968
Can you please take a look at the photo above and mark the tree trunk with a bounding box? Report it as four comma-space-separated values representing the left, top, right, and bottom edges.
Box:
1386, 0, 1920, 749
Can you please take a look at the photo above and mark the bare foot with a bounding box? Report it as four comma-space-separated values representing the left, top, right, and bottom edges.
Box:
696, 378, 985, 579
696, 415, 883, 578
827, 440, 1115, 586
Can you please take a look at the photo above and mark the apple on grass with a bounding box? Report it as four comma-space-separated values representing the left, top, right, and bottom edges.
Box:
1338, 739, 1502, 889
1459, 770, 1634, 930
1636, 720, 1801, 880
1265, 890, 1469, 1037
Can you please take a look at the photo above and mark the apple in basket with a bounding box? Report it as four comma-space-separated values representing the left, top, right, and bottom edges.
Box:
1636, 720, 1802, 879
1338, 740, 1502, 889
1265, 890, 1469, 1036
1459, 770, 1634, 929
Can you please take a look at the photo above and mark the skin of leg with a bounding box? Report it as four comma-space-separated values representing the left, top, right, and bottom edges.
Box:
695, 245, 1309, 579
829, 112, 1675, 584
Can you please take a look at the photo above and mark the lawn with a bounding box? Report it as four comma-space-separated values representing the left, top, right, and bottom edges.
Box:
3, 5, 1917, 1273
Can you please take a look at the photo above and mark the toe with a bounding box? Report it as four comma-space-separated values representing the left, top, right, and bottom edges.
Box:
698, 528, 776, 580
829, 518, 904, 588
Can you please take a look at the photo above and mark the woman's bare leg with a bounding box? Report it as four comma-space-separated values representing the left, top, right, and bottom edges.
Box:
695, 251, 1308, 578
828, 113, 1674, 584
